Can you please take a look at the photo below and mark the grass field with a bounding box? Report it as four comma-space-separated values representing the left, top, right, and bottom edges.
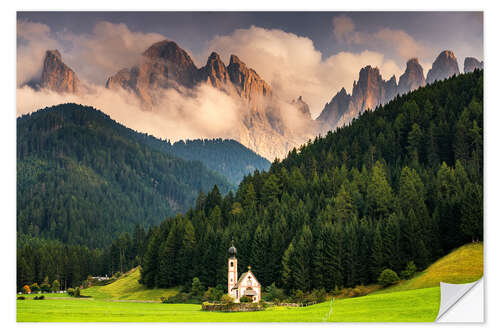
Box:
16, 242, 482, 322
376, 242, 483, 294
82, 267, 180, 301
17, 287, 440, 322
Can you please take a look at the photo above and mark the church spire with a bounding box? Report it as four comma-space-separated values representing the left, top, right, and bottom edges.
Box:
228, 239, 237, 258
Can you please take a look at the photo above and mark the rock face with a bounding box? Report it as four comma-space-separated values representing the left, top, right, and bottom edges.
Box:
227, 54, 273, 113
106, 40, 199, 106
317, 66, 398, 131
398, 58, 425, 95
106, 40, 312, 160
318, 52, 466, 132
290, 96, 312, 119
464, 57, 484, 73
426, 50, 460, 84
198, 52, 235, 93
40, 50, 81, 94
351, 66, 388, 113
317, 88, 352, 127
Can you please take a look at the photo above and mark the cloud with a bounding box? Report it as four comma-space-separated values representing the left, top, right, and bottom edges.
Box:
17, 20, 166, 87
17, 21, 62, 86
332, 15, 429, 61
333, 15, 360, 44
17, 20, 409, 146
62, 22, 165, 85
207, 26, 402, 118
16, 83, 243, 143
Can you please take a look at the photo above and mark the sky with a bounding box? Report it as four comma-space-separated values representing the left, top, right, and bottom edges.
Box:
16, 11, 483, 121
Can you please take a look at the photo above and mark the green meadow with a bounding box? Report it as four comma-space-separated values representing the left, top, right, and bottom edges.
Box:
17, 243, 482, 322
16, 287, 440, 322
82, 267, 180, 301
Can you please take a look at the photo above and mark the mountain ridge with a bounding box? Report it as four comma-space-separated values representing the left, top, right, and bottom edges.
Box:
17, 103, 233, 248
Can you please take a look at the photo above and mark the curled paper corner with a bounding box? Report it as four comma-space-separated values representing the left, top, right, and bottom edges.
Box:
435, 277, 484, 322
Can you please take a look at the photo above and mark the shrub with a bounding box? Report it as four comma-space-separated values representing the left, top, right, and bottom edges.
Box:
308, 288, 326, 303
74, 287, 81, 297
400, 261, 417, 280
239, 295, 252, 303
67, 288, 75, 296
40, 276, 51, 293
17, 296, 25, 300
51, 280, 60, 292
263, 283, 286, 302
292, 290, 305, 304
378, 269, 400, 287
164, 292, 193, 304
348, 285, 370, 298
203, 287, 223, 302
191, 277, 205, 297
22, 285, 31, 294
34, 295, 45, 300
40, 283, 51, 293
220, 294, 234, 304
30, 283, 40, 293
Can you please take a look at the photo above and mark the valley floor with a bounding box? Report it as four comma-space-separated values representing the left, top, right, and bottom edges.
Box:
16, 242, 482, 322
17, 287, 440, 322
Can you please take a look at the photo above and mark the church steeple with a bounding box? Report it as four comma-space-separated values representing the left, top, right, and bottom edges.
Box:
228, 239, 237, 258
227, 240, 238, 297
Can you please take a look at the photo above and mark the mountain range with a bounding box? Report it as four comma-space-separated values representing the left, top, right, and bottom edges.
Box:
316, 50, 483, 132
29, 42, 483, 160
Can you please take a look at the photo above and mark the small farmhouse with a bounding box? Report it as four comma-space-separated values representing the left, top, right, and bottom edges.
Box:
227, 241, 261, 303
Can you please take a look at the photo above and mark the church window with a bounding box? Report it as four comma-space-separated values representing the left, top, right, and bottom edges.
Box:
230, 262, 234, 267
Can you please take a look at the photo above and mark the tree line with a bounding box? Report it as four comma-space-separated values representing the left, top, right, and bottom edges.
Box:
16, 225, 150, 291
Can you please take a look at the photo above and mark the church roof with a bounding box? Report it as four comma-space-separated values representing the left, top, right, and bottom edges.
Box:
232, 270, 261, 289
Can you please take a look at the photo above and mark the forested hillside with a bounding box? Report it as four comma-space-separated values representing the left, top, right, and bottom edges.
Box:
134, 137, 270, 185
17, 103, 232, 248
139, 70, 483, 293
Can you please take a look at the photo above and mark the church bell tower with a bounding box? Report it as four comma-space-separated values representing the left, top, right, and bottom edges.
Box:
227, 240, 238, 297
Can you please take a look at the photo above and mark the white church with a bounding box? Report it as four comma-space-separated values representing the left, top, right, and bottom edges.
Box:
227, 241, 261, 303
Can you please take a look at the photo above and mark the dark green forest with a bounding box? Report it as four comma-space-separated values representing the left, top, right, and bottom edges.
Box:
137, 138, 270, 185
138, 70, 483, 293
17, 104, 233, 248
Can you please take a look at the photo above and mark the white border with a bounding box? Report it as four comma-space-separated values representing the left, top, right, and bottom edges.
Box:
2, 1, 498, 332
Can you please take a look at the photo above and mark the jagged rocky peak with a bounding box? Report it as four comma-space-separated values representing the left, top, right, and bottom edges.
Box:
317, 87, 352, 125
384, 75, 398, 103
426, 50, 460, 84
351, 65, 387, 112
199, 51, 233, 90
142, 39, 199, 88
106, 39, 201, 106
291, 96, 312, 119
227, 54, 272, 101
40, 49, 81, 94
143, 40, 196, 67
398, 58, 425, 95
318, 65, 401, 131
464, 57, 484, 73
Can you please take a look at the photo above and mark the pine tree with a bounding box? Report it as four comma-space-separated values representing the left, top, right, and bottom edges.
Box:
371, 223, 385, 280
366, 162, 394, 219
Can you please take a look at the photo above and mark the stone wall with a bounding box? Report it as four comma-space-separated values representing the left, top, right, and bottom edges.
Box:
201, 302, 264, 312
